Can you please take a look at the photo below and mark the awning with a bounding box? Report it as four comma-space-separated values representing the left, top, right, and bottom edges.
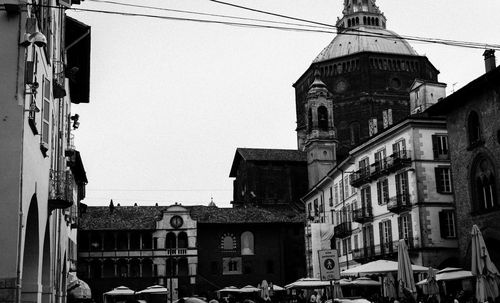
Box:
65, 16, 91, 104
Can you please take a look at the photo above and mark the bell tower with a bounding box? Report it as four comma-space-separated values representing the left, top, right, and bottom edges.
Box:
304, 71, 337, 189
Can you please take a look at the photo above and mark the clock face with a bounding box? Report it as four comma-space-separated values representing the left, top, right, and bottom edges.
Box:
170, 215, 183, 229
335, 80, 347, 93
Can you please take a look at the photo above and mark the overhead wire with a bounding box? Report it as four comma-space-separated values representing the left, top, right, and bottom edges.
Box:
30, 2, 500, 50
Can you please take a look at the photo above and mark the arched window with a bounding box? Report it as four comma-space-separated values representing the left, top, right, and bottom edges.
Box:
468, 111, 482, 146
348, 19, 352, 27
471, 155, 498, 213
142, 259, 153, 277
117, 259, 128, 277
221, 234, 236, 250
177, 232, 188, 248
376, 18, 379, 26
102, 259, 115, 277
165, 258, 177, 276
318, 106, 329, 131
356, 17, 359, 25
165, 232, 176, 249
363, 16, 366, 24
130, 259, 140, 277
241, 231, 255, 255
307, 108, 313, 133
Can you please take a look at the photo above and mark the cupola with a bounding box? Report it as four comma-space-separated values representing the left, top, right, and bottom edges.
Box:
336, 0, 387, 30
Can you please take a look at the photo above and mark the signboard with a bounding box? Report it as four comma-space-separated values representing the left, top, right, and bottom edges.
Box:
318, 249, 340, 281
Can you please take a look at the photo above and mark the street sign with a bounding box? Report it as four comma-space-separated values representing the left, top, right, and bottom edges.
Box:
318, 249, 340, 281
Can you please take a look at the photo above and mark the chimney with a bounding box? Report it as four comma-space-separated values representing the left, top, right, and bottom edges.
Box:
484, 49, 496, 73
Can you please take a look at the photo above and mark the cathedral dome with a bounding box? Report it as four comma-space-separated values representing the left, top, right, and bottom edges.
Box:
313, 26, 418, 63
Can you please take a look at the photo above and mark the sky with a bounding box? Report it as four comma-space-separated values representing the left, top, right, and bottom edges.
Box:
68, 0, 500, 208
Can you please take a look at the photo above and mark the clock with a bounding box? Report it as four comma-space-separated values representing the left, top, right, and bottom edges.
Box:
170, 215, 183, 229
335, 79, 348, 93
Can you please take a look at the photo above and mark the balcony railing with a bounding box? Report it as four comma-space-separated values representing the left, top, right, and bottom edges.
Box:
387, 193, 411, 213
350, 167, 371, 187
334, 222, 352, 238
352, 246, 375, 261
352, 207, 373, 223
386, 150, 412, 172
48, 170, 74, 211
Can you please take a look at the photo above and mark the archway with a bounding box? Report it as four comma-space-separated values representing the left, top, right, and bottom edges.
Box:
22, 195, 40, 302
41, 221, 52, 303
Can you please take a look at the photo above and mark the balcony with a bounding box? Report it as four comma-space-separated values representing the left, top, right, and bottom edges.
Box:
369, 161, 387, 180
350, 167, 371, 187
387, 193, 411, 213
48, 170, 74, 211
352, 207, 373, 223
352, 246, 375, 261
334, 222, 352, 238
386, 150, 412, 172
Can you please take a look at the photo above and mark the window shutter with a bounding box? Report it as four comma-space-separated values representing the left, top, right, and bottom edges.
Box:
396, 174, 401, 194
439, 211, 446, 238
392, 142, 398, 155
398, 216, 403, 240
379, 221, 384, 253
408, 214, 414, 241
435, 167, 443, 193
366, 186, 372, 207
387, 221, 393, 252
432, 135, 439, 159
377, 182, 382, 205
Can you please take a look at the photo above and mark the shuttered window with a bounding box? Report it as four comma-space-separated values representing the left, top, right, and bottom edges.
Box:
432, 134, 449, 159
435, 167, 453, 193
377, 179, 389, 205
439, 210, 456, 238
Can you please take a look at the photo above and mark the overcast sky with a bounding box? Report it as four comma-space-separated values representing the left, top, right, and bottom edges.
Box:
69, 0, 500, 208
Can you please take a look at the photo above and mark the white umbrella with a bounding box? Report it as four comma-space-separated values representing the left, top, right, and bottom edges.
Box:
137, 285, 169, 294
285, 278, 331, 289
217, 286, 241, 293
341, 259, 428, 276
239, 285, 261, 293
350, 277, 381, 286
471, 225, 500, 303
397, 239, 416, 297
104, 286, 135, 296
270, 284, 285, 292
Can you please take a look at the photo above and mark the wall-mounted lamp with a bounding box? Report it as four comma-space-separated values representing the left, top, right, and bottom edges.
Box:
25, 81, 39, 95
19, 31, 47, 47
70, 114, 80, 129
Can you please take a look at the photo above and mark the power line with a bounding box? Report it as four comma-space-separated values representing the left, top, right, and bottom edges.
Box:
30, 3, 500, 51
87, 188, 232, 192
86, 0, 334, 31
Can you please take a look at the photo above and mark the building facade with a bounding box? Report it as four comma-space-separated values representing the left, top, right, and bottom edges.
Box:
0, 2, 90, 303
77, 204, 305, 302
303, 112, 459, 277
428, 55, 500, 270
294, 0, 440, 158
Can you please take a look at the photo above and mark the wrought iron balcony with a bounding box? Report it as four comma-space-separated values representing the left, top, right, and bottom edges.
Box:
352, 246, 375, 261
387, 193, 411, 213
386, 150, 412, 172
350, 167, 371, 187
369, 160, 388, 179
352, 207, 373, 223
48, 170, 74, 211
334, 222, 352, 238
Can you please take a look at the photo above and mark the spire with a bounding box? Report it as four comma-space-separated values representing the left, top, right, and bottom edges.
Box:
337, 0, 386, 30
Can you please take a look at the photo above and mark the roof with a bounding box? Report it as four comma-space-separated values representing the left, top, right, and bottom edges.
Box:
190, 205, 305, 224
79, 205, 305, 230
229, 148, 306, 177
313, 27, 418, 63
427, 65, 500, 115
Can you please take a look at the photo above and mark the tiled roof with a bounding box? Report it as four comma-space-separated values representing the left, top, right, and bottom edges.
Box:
79, 205, 305, 230
229, 148, 306, 177
190, 205, 305, 224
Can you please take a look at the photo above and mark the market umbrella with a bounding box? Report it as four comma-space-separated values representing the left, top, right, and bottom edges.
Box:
341, 259, 428, 276
384, 273, 397, 299
284, 278, 331, 289
426, 267, 440, 296
269, 284, 285, 292
397, 239, 416, 297
174, 297, 207, 303
239, 285, 261, 293
350, 277, 381, 286
217, 286, 240, 293
471, 225, 500, 303
104, 286, 135, 296
137, 285, 169, 294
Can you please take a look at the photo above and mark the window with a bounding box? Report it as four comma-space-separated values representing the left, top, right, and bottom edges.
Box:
314, 199, 319, 216
353, 234, 359, 251
398, 213, 413, 242
377, 179, 389, 205
307, 108, 313, 133
374, 148, 386, 172
241, 231, 254, 255
361, 186, 372, 209
432, 135, 449, 159
344, 176, 350, 198
359, 157, 370, 177
221, 234, 236, 250
379, 220, 393, 254
471, 155, 498, 213
435, 167, 453, 193
318, 106, 329, 131
468, 111, 482, 147
439, 211, 456, 238
395, 171, 410, 205
223, 257, 242, 275
334, 184, 339, 205
307, 203, 312, 218
392, 139, 406, 158
42, 78, 51, 146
